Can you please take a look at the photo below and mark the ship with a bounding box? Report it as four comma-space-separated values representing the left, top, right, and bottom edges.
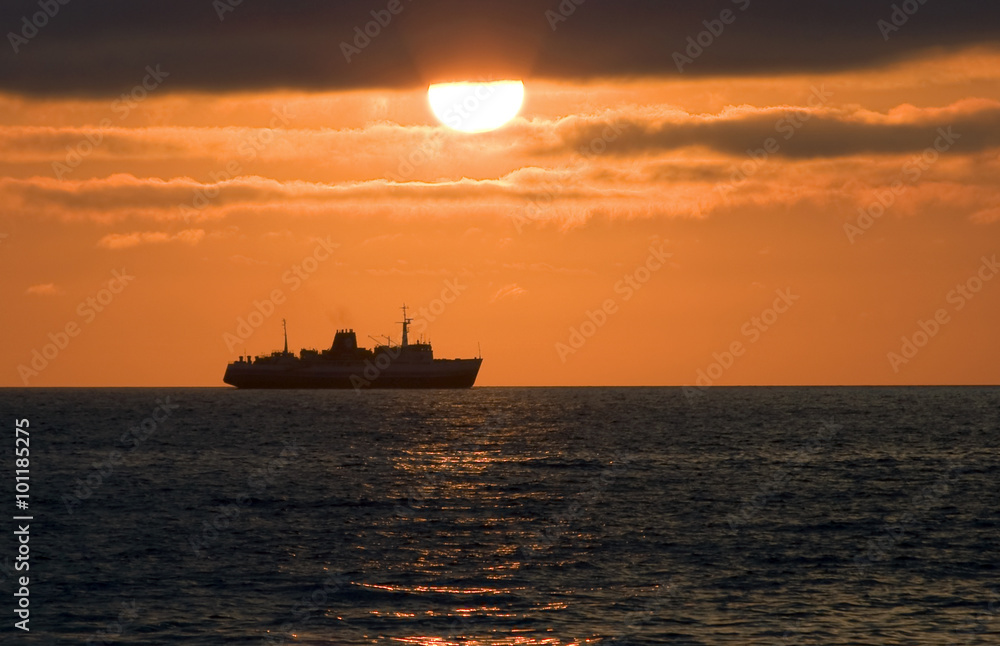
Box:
223, 305, 482, 389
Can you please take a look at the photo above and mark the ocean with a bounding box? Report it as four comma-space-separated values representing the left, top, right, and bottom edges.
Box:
2, 386, 998, 644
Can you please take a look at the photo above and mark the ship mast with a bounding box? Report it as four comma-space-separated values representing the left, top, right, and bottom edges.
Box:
282, 318, 288, 355
399, 304, 412, 348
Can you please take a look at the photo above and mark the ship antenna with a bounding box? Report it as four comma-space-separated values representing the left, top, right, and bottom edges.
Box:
399, 303, 412, 348
283, 318, 288, 355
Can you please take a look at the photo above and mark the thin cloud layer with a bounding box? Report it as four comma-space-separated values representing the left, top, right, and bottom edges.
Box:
4, 99, 998, 176
97, 228, 206, 249
24, 282, 61, 295
0, 171, 638, 216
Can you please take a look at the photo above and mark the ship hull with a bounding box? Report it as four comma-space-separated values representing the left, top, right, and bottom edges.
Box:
223, 358, 482, 389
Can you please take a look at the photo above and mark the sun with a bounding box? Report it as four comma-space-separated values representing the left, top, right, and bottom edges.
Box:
428, 80, 524, 133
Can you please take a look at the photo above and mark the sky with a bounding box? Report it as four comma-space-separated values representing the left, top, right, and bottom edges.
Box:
1, 0, 998, 386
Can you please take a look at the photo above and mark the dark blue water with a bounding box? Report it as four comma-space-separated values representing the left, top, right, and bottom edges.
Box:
2, 387, 998, 644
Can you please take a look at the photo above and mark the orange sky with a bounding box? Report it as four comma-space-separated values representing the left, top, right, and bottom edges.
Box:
2, 47, 999, 386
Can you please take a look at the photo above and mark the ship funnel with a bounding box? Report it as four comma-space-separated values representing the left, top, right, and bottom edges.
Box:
331, 329, 359, 354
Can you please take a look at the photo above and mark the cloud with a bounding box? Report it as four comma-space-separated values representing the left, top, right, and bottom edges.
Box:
96, 228, 206, 249
550, 100, 1000, 158
3, 94, 1000, 231
4, 145, 1000, 230
4, 99, 999, 185
2, 1, 999, 96
491, 283, 527, 302
0, 170, 634, 217
25, 283, 62, 295
970, 207, 1000, 223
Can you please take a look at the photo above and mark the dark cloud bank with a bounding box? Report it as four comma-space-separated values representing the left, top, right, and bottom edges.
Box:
1, 0, 999, 96
557, 104, 1000, 158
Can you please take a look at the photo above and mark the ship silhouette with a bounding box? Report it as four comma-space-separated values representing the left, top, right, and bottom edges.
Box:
223, 305, 482, 388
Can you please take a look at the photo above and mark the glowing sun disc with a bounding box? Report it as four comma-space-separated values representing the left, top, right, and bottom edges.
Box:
428, 80, 524, 133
